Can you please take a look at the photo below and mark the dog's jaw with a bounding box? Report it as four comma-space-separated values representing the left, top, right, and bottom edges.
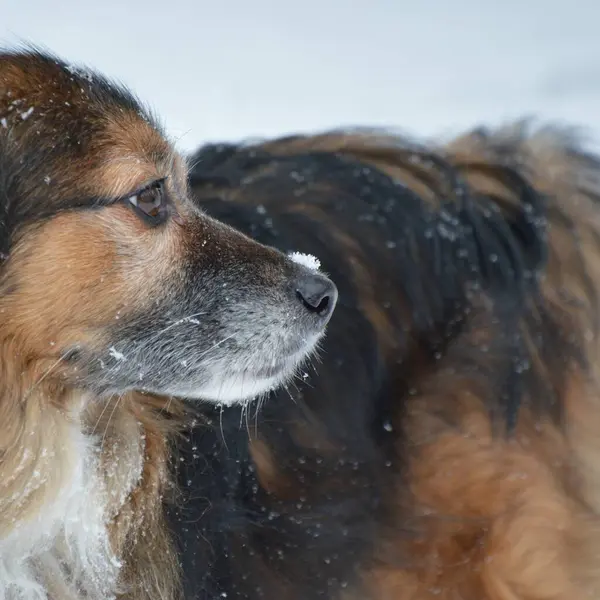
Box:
167, 335, 321, 405
184, 372, 289, 406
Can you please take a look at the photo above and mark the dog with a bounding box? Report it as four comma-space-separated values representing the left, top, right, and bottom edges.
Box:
0, 48, 337, 600
169, 124, 600, 600
4, 47, 600, 600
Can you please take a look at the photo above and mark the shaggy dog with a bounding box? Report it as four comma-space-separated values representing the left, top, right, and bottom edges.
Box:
0, 49, 336, 600
170, 124, 600, 600
3, 47, 600, 600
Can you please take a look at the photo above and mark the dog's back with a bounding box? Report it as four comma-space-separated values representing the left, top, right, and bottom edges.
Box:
171, 122, 600, 600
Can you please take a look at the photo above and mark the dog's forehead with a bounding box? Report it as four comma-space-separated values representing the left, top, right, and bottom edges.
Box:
0, 51, 181, 199
1, 53, 132, 126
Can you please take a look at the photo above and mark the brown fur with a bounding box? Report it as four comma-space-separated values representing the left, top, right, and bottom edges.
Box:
5, 48, 600, 600
176, 123, 600, 600
0, 51, 188, 600
1, 48, 337, 600
303, 127, 600, 599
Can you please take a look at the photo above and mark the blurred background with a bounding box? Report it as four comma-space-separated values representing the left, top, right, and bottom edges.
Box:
2, 0, 599, 153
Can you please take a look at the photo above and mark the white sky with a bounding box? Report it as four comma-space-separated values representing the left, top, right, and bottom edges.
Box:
2, 0, 600, 153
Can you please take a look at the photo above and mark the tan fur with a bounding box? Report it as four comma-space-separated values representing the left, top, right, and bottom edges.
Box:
246, 125, 600, 599
97, 394, 184, 600
0, 53, 186, 600
6, 48, 600, 599
385, 127, 600, 599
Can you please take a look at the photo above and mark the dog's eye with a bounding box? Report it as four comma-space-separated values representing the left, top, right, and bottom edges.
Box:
126, 180, 168, 225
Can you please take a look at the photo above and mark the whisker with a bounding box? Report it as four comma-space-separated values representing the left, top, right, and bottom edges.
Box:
218, 405, 229, 452
144, 312, 207, 344
283, 383, 297, 405
24, 352, 70, 398
91, 395, 116, 436
253, 398, 261, 438
243, 401, 251, 439
194, 332, 237, 362
101, 395, 124, 448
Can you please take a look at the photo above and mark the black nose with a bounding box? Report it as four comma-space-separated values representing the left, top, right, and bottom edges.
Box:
295, 272, 338, 322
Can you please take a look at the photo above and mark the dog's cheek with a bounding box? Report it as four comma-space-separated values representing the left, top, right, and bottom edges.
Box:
0, 209, 182, 352
106, 209, 186, 307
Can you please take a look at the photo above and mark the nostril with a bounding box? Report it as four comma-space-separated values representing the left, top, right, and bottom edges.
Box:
315, 295, 330, 315
294, 273, 338, 320
296, 289, 331, 316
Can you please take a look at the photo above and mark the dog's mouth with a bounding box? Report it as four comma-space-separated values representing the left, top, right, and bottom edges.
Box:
67, 312, 326, 405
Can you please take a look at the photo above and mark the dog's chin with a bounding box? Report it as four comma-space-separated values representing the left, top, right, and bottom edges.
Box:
173, 345, 317, 406
184, 371, 292, 406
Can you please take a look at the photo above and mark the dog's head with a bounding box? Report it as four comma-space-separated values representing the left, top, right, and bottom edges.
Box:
0, 49, 337, 405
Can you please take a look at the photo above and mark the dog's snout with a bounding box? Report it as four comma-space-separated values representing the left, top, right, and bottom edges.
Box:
294, 272, 338, 322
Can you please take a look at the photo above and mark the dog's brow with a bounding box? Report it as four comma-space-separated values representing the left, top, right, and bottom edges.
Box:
94, 155, 169, 200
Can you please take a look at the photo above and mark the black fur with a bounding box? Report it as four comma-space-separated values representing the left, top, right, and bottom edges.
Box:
168, 138, 571, 599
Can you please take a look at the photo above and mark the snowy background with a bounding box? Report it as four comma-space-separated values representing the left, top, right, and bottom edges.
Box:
2, 0, 600, 153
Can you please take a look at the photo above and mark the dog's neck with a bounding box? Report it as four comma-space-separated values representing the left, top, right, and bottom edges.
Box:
0, 380, 145, 600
